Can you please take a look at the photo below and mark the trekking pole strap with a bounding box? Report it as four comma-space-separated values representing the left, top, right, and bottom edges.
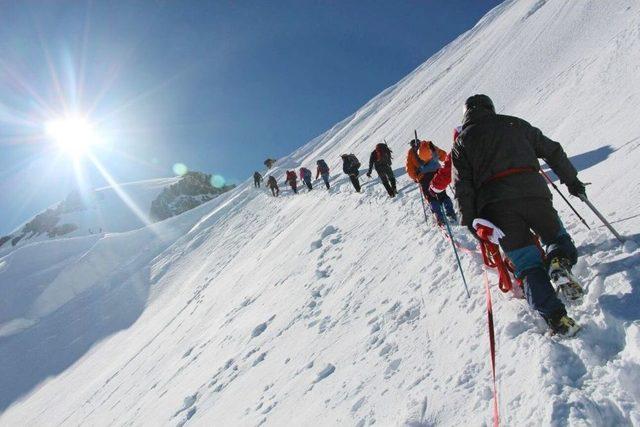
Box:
579, 195, 625, 243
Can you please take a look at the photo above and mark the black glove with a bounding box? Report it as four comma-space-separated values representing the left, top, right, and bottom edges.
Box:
567, 179, 586, 198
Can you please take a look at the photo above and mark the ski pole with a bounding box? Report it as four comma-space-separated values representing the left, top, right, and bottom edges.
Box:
539, 170, 591, 231
440, 204, 471, 299
414, 130, 431, 224
418, 184, 430, 225
579, 194, 625, 243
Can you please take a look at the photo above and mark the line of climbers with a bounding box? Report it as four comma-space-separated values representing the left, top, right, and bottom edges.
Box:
251, 94, 588, 336
252, 143, 399, 198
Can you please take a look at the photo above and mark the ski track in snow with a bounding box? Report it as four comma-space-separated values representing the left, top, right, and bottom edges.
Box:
1, 0, 640, 425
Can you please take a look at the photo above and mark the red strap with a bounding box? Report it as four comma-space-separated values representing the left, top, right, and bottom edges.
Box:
479, 241, 513, 293
484, 270, 500, 427
485, 166, 537, 183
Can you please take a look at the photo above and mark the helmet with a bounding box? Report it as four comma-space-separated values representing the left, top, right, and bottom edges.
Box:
409, 138, 420, 147
464, 94, 495, 114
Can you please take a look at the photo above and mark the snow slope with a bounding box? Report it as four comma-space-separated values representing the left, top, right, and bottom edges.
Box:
1, 0, 640, 425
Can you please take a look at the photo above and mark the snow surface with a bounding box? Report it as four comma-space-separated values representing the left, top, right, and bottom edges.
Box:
1, 0, 640, 425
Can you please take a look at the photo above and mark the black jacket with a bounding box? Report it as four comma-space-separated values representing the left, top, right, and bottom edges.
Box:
342, 155, 360, 175
367, 150, 391, 175
451, 108, 577, 226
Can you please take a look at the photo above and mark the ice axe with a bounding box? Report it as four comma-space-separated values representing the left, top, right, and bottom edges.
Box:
540, 170, 625, 243
579, 194, 625, 243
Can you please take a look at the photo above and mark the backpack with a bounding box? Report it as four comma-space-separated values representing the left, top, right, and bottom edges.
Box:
375, 143, 392, 164
417, 141, 441, 173
317, 159, 329, 173
347, 154, 360, 169
286, 170, 296, 181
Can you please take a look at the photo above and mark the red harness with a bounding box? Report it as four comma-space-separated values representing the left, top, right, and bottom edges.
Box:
485, 166, 537, 184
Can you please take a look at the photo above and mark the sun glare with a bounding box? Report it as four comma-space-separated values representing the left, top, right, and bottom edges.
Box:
45, 116, 100, 156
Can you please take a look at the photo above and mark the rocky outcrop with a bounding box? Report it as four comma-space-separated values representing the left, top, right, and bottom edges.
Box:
149, 171, 234, 222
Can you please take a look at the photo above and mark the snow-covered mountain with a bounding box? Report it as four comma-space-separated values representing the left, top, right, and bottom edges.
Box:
1, 0, 639, 425
0, 171, 234, 256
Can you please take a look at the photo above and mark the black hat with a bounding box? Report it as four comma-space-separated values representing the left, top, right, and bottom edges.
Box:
464, 94, 495, 114
409, 138, 420, 147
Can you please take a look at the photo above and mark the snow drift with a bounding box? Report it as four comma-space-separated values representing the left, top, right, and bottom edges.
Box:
1, 0, 640, 425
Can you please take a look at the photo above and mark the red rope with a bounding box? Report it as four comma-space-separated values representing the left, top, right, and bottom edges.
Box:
418, 198, 502, 425
479, 241, 514, 293
484, 269, 500, 427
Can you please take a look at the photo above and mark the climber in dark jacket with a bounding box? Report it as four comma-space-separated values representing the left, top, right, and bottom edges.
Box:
253, 171, 263, 188
366, 143, 397, 197
266, 176, 279, 196
316, 159, 331, 189
341, 154, 361, 192
451, 94, 586, 336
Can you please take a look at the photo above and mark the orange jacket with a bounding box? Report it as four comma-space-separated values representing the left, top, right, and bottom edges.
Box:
405, 140, 447, 181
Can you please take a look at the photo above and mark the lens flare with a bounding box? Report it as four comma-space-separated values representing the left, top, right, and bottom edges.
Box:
211, 174, 226, 188
173, 163, 188, 176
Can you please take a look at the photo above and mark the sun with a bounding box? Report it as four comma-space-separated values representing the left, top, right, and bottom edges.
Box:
45, 116, 100, 156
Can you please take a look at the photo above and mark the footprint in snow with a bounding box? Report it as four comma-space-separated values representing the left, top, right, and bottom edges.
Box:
252, 323, 267, 338
379, 343, 396, 358
317, 316, 332, 333
321, 225, 338, 238
253, 352, 267, 366
314, 364, 336, 383
310, 240, 322, 250
384, 359, 402, 379
315, 268, 330, 279
173, 393, 198, 424
351, 397, 366, 413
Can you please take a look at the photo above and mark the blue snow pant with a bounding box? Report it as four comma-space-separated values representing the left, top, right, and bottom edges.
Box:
419, 172, 455, 221
303, 176, 313, 190
321, 173, 330, 189
481, 197, 577, 320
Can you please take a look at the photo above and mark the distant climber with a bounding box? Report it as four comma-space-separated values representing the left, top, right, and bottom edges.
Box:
264, 158, 277, 169
299, 167, 313, 190
316, 159, 331, 189
267, 176, 279, 197
285, 170, 298, 194
366, 142, 397, 197
452, 94, 586, 336
406, 138, 456, 226
253, 171, 263, 188
341, 154, 361, 192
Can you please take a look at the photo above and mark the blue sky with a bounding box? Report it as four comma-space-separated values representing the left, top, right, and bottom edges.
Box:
0, 0, 502, 234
